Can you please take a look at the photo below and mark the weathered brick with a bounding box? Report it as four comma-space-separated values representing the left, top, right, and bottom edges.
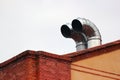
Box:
38, 55, 71, 80
0, 51, 71, 80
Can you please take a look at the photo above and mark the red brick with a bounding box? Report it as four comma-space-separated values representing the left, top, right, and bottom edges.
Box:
38, 55, 71, 80
0, 50, 71, 80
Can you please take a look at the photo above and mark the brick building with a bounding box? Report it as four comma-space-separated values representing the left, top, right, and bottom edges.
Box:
0, 40, 120, 80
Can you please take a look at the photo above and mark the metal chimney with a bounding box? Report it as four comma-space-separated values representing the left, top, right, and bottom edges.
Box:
61, 17, 102, 51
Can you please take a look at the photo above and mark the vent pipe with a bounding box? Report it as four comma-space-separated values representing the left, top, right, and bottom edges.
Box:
72, 18, 102, 48
61, 23, 87, 51
60, 17, 102, 51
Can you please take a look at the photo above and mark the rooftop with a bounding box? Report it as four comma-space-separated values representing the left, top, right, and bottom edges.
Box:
0, 39, 120, 68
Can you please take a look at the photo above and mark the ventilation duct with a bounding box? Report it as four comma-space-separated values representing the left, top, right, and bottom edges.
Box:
61, 17, 102, 51
61, 23, 87, 51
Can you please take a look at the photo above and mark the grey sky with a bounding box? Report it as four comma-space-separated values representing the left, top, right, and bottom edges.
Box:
0, 0, 120, 63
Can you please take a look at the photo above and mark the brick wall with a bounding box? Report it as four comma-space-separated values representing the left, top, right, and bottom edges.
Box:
38, 54, 71, 80
0, 50, 71, 80
0, 51, 37, 80
0, 57, 28, 80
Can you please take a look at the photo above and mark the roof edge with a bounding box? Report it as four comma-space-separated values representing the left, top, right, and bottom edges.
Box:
63, 39, 120, 60
37, 51, 71, 61
0, 39, 119, 68
0, 50, 71, 68
0, 50, 36, 68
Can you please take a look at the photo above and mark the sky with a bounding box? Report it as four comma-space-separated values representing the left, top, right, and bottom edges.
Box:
0, 0, 120, 63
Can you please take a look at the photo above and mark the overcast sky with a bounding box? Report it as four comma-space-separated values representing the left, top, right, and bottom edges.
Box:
0, 0, 120, 63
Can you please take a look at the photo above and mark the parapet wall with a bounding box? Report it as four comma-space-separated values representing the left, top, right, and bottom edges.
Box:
0, 50, 71, 80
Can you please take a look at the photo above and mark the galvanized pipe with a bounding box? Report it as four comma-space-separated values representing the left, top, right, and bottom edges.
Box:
61, 17, 102, 51
72, 18, 102, 48
75, 33, 87, 51
61, 23, 87, 51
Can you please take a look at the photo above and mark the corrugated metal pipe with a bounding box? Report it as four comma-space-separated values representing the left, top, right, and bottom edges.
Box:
61, 17, 102, 51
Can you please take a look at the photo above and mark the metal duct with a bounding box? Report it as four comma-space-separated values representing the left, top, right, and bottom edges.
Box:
61, 23, 87, 51
72, 18, 102, 48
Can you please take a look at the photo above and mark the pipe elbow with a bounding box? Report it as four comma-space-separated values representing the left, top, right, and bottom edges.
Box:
61, 17, 102, 51
72, 18, 101, 38
72, 18, 102, 48
61, 23, 87, 51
